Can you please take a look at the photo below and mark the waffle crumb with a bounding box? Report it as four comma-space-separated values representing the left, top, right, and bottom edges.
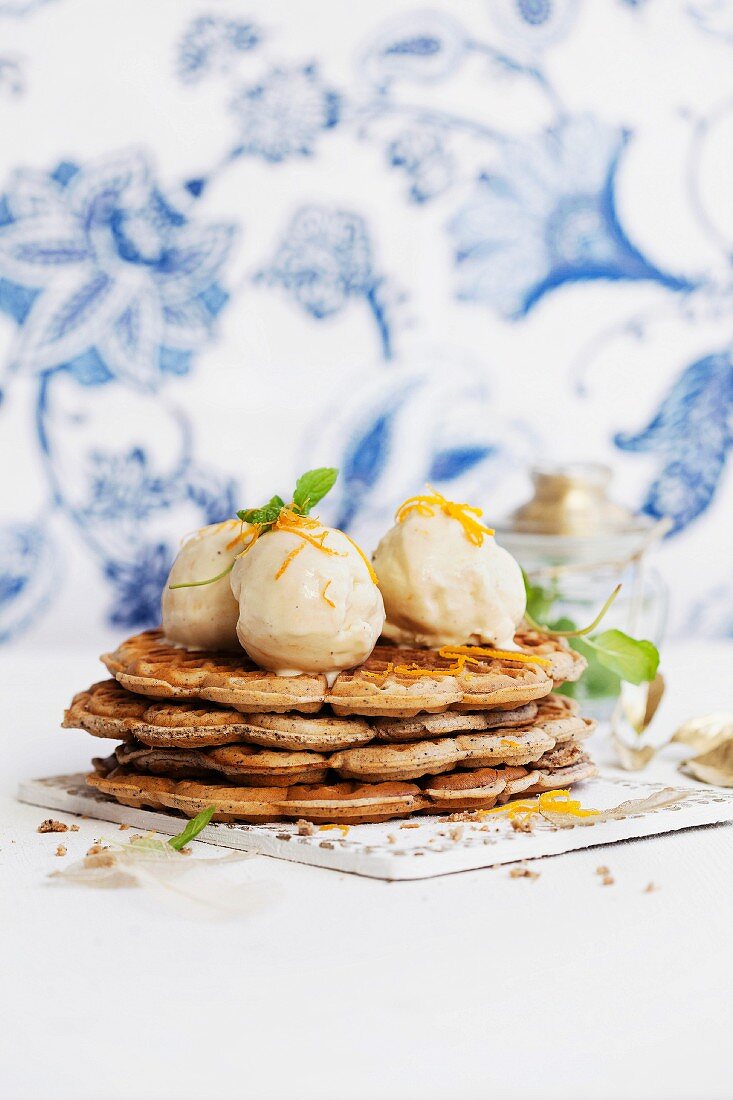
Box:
596, 865, 610, 875
601, 874, 615, 886
296, 819, 315, 836
644, 881, 659, 893
86, 844, 106, 857
55, 844, 67, 857
38, 819, 67, 834
387, 834, 397, 844
118, 823, 131, 831
400, 822, 420, 829
69, 824, 80, 832
511, 816, 534, 834
509, 864, 540, 880
449, 826, 464, 842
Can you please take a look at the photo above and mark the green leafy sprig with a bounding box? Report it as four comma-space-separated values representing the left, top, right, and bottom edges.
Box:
235, 466, 338, 530
169, 805, 217, 850
522, 571, 660, 688
168, 467, 338, 591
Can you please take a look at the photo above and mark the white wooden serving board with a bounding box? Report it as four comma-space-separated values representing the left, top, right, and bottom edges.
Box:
17, 772, 733, 881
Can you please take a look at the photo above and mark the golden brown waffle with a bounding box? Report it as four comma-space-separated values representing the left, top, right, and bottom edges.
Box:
514, 627, 587, 683
87, 694, 594, 785
64, 680, 375, 751
97, 742, 329, 787
370, 701, 538, 741
325, 643, 555, 717
64, 680, 548, 751
87, 751, 597, 825
102, 629, 584, 719
328, 702, 594, 781
101, 631, 326, 714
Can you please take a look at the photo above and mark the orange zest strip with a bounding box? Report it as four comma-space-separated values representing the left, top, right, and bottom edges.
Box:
322, 579, 336, 607
481, 790, 599, 821
362, 662, 395, 686
395, 485, 495, 546
342, 532, 379, 585
439, 644, 552, 669
226, 520, 251, 551
275, 541, 305, 580
319, 823, 350, 836
274, 509, 346, 556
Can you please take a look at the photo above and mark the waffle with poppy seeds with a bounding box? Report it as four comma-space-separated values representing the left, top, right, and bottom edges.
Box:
64, 680, 559, 752
89, 697, 594, 786
86, 750, 598, 825
101, 629, 583, 719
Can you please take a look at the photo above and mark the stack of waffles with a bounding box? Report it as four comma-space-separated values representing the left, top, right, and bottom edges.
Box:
62, 628, 598, 825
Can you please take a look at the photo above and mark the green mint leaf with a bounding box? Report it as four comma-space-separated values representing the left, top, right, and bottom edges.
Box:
292, 467, 338, 514
168, 805, 217, 851
236, 495, 285, 526
583, 629, 659, 685
550, 620, 622, 701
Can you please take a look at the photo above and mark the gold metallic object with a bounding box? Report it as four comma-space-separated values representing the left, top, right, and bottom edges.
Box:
509, 463, 639, 537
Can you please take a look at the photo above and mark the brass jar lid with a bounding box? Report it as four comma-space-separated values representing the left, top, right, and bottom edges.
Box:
507, 463, 639, 537
494, 463, 660, 572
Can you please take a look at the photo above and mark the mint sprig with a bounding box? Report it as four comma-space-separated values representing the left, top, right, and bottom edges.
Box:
168, 468, 339, 591
293, 467, 338, 515
582, 629, 659, 685
522, 570, 660, 688
168, 805, 216, 850
236, 495, 285, 526
235, 467, 338, 530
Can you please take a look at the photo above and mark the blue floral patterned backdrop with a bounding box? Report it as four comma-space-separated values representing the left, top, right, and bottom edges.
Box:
1, 0, 732, 650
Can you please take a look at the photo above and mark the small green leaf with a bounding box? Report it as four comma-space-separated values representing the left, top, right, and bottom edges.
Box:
552, 621, 622, 701
292, 467, 338, 514
237, 495, 285, 526
583, 629, 660, 685
168, 805, 217, 851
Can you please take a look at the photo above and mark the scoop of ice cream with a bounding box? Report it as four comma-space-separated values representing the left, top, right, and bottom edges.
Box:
230, 523, 384, 677
373, 503, 525, 649
162, 521, 245, 651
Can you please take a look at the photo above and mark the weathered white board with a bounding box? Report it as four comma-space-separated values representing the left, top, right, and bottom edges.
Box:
18, 772, 733, 881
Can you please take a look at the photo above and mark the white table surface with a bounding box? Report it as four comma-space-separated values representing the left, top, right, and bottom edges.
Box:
3, 641, 733, 1100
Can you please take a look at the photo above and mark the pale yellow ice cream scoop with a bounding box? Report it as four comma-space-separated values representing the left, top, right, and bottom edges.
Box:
162, 520, 246, 651
373, 490, 526, 649
230, 515, 384, 679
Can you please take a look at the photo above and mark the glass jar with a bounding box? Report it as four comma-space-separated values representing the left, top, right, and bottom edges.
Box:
494, 464, 668, 721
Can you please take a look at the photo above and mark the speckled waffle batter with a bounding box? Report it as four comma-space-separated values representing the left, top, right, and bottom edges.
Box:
63, 679, 566, 751
101, 629, 584, 719
87, 747, 598, 825
91, 697, 594, 786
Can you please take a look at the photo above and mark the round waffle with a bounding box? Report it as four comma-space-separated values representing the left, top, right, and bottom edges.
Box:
65, 680, 548, 751
85, 693, 594, 785
64, 680, 374, 751
101, 629, 582, 719
87, 751, 598, 825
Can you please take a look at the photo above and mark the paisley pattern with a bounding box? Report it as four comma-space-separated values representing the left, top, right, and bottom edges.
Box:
1, 0, 732, 645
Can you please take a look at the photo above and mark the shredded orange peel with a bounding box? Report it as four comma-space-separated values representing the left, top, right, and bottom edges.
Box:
322, 579, 335, 608
478, 789, 599, 822
395, 485, 495, 546
362, 643, 550, 683
319, 823, 350, 837
170, 507, 377, 591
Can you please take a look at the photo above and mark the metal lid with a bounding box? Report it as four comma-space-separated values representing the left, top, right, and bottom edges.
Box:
504, 463, 645, 536
494, 463, 660, 571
